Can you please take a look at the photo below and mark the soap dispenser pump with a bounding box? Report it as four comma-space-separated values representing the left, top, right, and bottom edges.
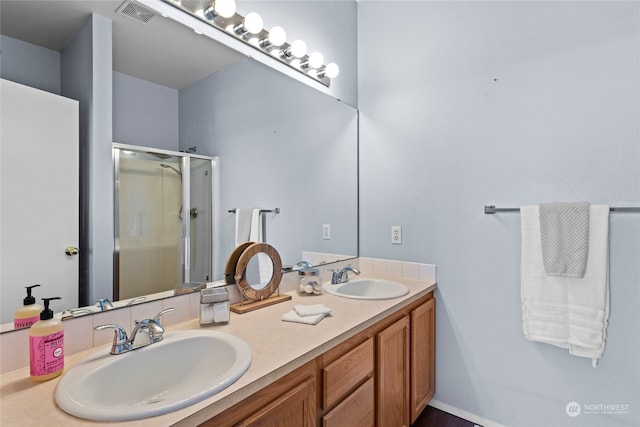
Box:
29, 297, 64, 382
14, 284, 43, 329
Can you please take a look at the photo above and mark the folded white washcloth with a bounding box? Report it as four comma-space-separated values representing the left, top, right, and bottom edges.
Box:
293, 304, 332, 317
282, 310, 326, 325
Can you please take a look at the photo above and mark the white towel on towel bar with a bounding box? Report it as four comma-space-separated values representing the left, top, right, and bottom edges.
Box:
249, 208, 272, 285
235, 208, 253, 246
521, 204, 610, 367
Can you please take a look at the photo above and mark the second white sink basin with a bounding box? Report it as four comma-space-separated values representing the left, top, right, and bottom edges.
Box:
323, 278, 410, 300
55, 330, 252, 421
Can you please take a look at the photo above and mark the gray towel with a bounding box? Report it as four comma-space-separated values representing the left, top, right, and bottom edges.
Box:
539, 202, 590, 278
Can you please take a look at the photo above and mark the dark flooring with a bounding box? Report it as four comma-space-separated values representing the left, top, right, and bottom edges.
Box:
412, 406, 479, 427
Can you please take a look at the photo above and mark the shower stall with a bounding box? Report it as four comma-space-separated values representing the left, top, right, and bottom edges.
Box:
113, 144, 219, 300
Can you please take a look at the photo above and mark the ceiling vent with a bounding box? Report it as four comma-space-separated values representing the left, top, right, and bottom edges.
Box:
116, 1, 158, 25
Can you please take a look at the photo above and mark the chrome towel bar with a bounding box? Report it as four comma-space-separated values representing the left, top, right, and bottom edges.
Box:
484, 205, 640, 214
228, 208, 280, 214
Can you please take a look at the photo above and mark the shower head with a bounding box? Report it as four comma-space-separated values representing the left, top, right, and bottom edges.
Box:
160, 163, 182, 176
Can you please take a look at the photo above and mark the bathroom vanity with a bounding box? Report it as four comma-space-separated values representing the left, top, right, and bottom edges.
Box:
203, 290, 435, 427
0, 276, 435, 426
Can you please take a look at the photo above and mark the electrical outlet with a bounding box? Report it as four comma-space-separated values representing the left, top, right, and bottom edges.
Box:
391, 226, 402, 244
322, 224, 331, 240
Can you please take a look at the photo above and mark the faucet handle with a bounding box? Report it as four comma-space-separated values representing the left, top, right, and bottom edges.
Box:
330, 269, 340, 284
94, 324, 130, 355
153, 307, 175, 325
95, 323, 128, 341
96, 298, 114, 311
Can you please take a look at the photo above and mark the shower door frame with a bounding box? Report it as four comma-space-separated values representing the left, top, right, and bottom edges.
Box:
112, 143, 220, 300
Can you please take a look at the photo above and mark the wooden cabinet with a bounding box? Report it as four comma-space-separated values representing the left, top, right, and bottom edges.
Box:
321, 337, 375, 427
410, 297, 436, 423
376, 316, 410, 427
239, 378, 315, 427
322, 337, 374, 409
322, 378, 374, 427
201, 360, 317, 427
375, 298, 436, 427
202, 292, 435, 427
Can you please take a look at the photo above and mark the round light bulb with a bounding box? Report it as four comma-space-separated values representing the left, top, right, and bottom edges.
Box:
324, 63, 340, 79
290, 39, 307, 59
308, 52, 324, 69
244, 12, 263, 34
214, 0, 236, 18
268, 26, 286, 47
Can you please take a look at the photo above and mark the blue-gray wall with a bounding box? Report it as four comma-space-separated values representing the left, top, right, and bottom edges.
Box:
179, 59, 358, 276
0, 35, 61, 94
112, 71, 179, 150
61, 15, 114, 305
358, 2, 639, 426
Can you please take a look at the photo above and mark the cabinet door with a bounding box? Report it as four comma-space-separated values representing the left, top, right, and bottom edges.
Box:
376, 315, 410, 427
238, 377, 315, 427
410, 298, 436, 423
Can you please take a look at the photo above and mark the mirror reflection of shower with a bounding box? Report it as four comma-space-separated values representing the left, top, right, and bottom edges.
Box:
160, 163, 182, 175
160, 163, 183, 220
113, 145, 219, 301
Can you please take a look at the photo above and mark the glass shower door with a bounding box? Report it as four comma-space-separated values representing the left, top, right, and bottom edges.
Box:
114, 149, 184, 300
188, 157, 213, 282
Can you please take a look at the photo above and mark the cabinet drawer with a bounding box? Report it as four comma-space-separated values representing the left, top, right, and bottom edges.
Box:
322, 377, 374, 427
323, 337, 373, 409
238, 378, 314, 427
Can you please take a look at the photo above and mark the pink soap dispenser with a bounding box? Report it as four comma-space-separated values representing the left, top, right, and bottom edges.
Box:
14, 284, 43, 329
29, 297, 64, 382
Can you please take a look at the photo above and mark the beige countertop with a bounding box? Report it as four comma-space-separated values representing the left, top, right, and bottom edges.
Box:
0, 277, 436, 427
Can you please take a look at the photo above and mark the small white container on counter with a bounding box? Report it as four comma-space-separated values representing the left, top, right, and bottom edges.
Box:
200, 288, 230, 325
297, 268, 322, 296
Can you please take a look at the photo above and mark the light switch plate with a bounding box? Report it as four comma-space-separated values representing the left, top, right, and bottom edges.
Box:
323, 224, 331, 240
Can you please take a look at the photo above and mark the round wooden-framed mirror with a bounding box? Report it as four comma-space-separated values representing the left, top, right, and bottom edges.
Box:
232, 242, 283, 301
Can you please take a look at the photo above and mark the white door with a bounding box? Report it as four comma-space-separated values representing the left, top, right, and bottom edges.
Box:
1, 79, 79, 324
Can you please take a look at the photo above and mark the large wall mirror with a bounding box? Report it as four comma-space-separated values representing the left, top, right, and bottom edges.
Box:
0, 0, 357, 330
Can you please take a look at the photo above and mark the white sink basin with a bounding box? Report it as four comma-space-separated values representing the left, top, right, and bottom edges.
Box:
55, 330, 252, 421
323, 278, 410, 300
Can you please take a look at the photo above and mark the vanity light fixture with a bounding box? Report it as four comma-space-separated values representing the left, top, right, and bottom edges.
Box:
284, 39, 307, 59
319, 63, 340, 79
234, 12, 263, 36
202, 0, 236, 20
259, 25, 286, 48
305, 52, 324, 69
164, 0, 338, 87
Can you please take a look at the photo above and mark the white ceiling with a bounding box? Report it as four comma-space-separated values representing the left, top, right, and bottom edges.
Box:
0, 0, 246, 89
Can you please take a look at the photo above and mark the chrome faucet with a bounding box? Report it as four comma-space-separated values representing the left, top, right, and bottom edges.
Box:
125, 296, 147, 306
96, 298, 114, 311
331, 266, 361, 284
94, 308, 174, 355
60, 308, 94, 320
